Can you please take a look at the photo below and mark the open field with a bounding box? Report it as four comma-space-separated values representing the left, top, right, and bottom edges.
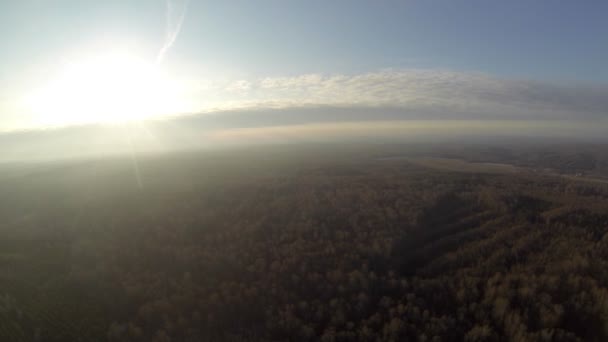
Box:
403, 157, 521, 174
402, 155, 608, 186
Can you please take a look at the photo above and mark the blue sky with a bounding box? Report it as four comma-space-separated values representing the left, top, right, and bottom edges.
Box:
3, 0, 606, 79
0, 0, 607, 131
177, 0, 607, 80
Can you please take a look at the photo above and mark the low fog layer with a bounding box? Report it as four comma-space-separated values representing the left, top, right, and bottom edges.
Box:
1, 115, 608, 162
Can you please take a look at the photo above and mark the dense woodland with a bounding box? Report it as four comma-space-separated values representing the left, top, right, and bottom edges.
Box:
2, 145, 608, 341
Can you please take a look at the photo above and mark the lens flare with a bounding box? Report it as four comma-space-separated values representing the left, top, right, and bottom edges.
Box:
23, 51, 188, 126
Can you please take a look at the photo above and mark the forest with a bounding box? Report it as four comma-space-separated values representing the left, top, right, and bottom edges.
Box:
1, 143, 608, 341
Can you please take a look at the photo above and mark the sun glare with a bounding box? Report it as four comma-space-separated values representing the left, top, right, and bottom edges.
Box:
24, 51, 187, 126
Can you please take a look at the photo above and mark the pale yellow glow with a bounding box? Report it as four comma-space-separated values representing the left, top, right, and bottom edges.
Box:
23, 51, 189, 126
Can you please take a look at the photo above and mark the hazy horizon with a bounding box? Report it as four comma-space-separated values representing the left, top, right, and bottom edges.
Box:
1, 0, 607, 153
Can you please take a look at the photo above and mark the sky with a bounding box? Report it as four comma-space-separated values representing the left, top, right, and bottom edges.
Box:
0, 0, 607, 137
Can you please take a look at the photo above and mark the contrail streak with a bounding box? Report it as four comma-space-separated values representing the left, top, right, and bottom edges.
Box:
156, 0, 190, 64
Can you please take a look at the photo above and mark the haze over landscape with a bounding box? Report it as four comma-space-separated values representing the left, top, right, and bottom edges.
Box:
1, 0, 607, 160
2, 1, 608, 341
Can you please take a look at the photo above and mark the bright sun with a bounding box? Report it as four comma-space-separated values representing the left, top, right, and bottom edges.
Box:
24, 51, 187, 126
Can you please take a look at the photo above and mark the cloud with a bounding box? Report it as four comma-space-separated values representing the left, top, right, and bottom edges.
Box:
225, 80, 252, 92
197, 69, 608, 120
3, 69, 608, 160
